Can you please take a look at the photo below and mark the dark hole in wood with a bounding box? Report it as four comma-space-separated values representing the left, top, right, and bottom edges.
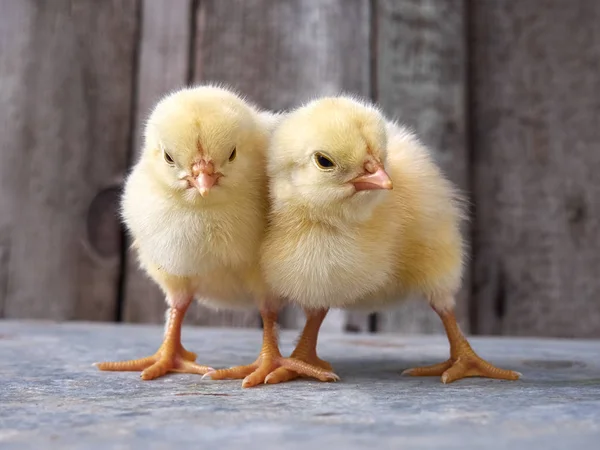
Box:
566, 195, 587, 225
0, 239, 9, 317
368, 312, 378, 333
187, 0, 199, 85
495, 267, 506, 320
86, 185, 123, 259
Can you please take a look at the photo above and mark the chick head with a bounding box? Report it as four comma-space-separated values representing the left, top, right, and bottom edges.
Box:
141, 85, 264, 203
268, 96, 392, 217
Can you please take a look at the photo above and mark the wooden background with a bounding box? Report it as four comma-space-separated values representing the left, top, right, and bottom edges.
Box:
1, 0, 599, 338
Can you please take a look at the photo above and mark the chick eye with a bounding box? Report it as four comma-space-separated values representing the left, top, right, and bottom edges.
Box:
163, 150, 175, 166
228, 147, 237, 162
313, 152, 335, 170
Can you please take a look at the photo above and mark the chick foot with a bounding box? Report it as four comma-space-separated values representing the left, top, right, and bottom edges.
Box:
95, 342, 212, 380
207, 354, 338, 388
403, 306, 520, 384
95, 305, 213, 380
204, 309, 338, 387
264, 308, 335, 385
402, 349, 521, 383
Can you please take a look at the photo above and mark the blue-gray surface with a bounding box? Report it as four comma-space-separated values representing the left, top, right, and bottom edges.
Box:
1, 320, 599, 450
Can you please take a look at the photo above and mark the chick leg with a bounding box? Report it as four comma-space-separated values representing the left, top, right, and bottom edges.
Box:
95, 297, 212, 380
264, 308, 333, 384
205, 308, 339, 388
403, 304, 521, 383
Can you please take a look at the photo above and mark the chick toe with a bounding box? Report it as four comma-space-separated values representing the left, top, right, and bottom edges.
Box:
94, 355, 157, 372
203, 364, 257, 381
142, 355, 212, 380
402, 360, 452, 377
278, 357, 339, 383
441, 356, 520, 384
264, 355, 336, 385
264, 367, 296, 384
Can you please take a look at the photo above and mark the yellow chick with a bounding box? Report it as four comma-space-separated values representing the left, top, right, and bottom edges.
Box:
260, 96, 521, 385
96, 85, 335, 387
95, 85, 270, 380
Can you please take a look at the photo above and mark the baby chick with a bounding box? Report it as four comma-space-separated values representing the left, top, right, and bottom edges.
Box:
96, 86, 335, 387
260, 96, 521, 385
95, 85, 271, 380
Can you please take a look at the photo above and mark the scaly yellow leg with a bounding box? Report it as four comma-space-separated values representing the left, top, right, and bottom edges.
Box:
264, 308, 334, 384
95, 300, 212, 380
205, 308, 339, 388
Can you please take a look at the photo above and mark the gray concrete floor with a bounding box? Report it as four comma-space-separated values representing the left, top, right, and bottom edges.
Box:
1, 320, 599, 449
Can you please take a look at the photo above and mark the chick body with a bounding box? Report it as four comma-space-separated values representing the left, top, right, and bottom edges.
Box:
125, 86, 273, 307
261, 97, 519, 384
124, 157, 265, 309
263, 97, 463, 312
96, 86, 275, 379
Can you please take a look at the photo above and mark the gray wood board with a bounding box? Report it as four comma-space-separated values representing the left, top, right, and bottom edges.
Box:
1, 320, 600, 449
470, 0, 600, 337
0, 0, 139, 321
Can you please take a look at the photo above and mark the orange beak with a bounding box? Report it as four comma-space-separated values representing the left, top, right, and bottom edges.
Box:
351, 165, 393, 191
190, 161, 220, 197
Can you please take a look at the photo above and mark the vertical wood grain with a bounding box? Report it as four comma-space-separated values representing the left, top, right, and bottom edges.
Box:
0, 0, 139, 321
194, 0, 370, 111
374, 0, 469, 333
470, 0, 600, 337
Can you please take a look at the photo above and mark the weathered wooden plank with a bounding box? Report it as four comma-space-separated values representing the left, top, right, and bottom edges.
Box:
121, 0, 194, 325
0, 0, 139, 321
192, 0, 371, 330
471, 0, 600, 337
374, 0, 468, 334
195, 0, 370, 111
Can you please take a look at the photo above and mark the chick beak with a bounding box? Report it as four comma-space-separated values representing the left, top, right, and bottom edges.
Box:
351, 165, 393, 191
191, 161, 219, 197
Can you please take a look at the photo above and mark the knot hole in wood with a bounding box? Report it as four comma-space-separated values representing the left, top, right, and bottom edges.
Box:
86, 184, 123, 260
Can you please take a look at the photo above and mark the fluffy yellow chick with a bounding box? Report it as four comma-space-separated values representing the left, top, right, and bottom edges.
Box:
96, 85, 335, 387
260, 96, 521, 385
95, 85, 270, 380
